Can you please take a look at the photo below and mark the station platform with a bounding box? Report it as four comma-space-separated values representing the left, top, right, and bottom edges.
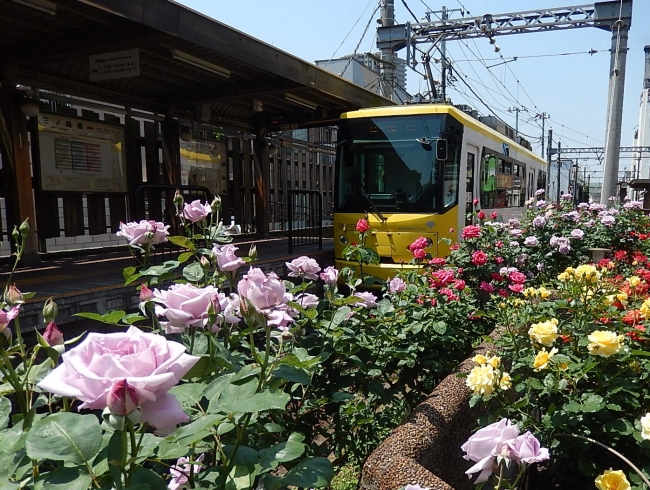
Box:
0, 235, 334, 333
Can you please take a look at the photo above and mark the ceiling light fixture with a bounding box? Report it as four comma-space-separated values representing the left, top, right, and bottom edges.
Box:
284, 93, 317, 111
179, 126, 193, 142
11, 0, 56, 15
171, 50, 231, 78
20, 98, 40, 117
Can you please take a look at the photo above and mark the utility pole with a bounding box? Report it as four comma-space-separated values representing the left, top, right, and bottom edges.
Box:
424, 6, 463, 101
600, 15, 632, 204
556, 141, 562, 203
536, 112, 551, 158
508, 107, 523, 139
380, 0, 395, 101
546, 128, 553, 195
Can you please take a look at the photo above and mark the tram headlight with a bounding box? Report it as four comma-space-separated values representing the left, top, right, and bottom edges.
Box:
425, 238, 434, 247
339, 235, 348, 244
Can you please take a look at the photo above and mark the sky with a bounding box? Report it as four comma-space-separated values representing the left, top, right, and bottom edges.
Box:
176, 0, 649, 179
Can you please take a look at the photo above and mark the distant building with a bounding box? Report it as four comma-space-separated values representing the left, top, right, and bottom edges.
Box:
316, 53, 411, 104
633, 46, 650, 180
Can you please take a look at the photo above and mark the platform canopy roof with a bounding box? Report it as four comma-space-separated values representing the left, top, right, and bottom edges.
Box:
0, 0, 395, 131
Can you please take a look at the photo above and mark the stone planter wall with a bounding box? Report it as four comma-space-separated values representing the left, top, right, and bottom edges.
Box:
360, 334, 501, 490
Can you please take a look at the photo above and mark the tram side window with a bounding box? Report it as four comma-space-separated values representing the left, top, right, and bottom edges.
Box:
443, 146, 460, 209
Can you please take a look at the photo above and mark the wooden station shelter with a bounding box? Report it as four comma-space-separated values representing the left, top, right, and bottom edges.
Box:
0, 0, 394, 261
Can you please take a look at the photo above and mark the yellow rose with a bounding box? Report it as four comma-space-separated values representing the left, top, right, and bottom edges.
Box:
640, 413, 650, 440
628, 276, 641, 287
588, 330, 624, 358
472, 354, 488, 365
640, 299, 650, 319
533, 347, 558, 371
466, 364, 497, 398
575, 264, 600, 283
528, 319, 559, 347
523, 287, 537, 298
595, 469, 630, 490
499, 372, 512, 390
513, 298, 525, 307
488, 355, 501, 369
537, 287, 551, 299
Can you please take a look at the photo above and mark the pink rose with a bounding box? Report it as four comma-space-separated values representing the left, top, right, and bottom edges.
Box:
472, 198, 479, 206
408, 236, 428, 252
352, 291, 377, 308
509, 283, 524, 294
413, 248, 426, 260
286, 256, 321, 281
506, 431, 550, 464
37, 326, 199, 434
389, 277, 406, 293
477, 211, 486, 220
179, 200, 211, 222
461, 225, 481, 239
430, 269, 455, 287
471, 250, 488, 266
320, 266, 339, 284
453, 279, 466, 290
461, 419, 520, 483
237, 268, 294, 330
429, 258, 446, 267
294, 293, 320, 309
116, 220, 169, 247
139, 284, 154, 302
213, 244, 246, 272
153, 284, 219, 333
508, 271, 527, 284
0, 306, 20, 339
169, 454, 205, 490
356, 219, 369, 233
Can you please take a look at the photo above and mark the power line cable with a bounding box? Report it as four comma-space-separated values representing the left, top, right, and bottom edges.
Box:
339, 3, 382, 77
453, 49, 606, 62
400, 0, 420, 22
322, 0, 377, 68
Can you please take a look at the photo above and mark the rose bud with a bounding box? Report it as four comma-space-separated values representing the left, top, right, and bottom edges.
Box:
173, 190, 184, 207
139, 284, 154, 302
210, 195, 222, 212
42, 298, 58, 324
107, 379, 139, 416
43, 321, 64, 346
5, 285, 23, 305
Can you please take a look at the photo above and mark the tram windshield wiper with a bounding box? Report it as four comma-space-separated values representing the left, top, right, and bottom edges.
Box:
358, 186, 387, 222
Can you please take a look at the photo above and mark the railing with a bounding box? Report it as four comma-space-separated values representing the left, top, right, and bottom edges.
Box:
288, 190, 322, 254
134, 184, 213, 263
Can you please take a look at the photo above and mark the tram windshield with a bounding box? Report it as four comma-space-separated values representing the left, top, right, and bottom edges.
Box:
335, 114, 462, 214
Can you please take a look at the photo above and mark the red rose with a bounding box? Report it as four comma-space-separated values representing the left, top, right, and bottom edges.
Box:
356, 219, 369, 233
477, 211, 486, 220
494, 257, 504, 264
449, 228, 456, 234
623, 309, 644, 325
495, 241, 503, 248
497, 289, 510, 297
491, 212, 498, 219
453, 279, 466, 290
461, 225, 481, 239
479, 281, 494, 293
450, 244, 460, 250
429, 258, 446, 267
471, 250, 488, 266
614, 250, 627, 261
430, 269, 455, 287
491, 273, 505, 282
473, 198, 479, 206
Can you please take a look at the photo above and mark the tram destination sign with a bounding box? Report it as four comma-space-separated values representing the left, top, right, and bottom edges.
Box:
89, 49, 140, 82
37, 115, 127, 194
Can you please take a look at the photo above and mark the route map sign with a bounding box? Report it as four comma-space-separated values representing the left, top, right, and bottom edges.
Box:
37, 114, 127, 193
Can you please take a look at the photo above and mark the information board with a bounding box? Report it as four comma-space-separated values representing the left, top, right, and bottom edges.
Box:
38, 114, 127, 193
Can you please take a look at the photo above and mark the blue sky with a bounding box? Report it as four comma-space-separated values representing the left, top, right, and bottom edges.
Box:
177, 0, 649, 178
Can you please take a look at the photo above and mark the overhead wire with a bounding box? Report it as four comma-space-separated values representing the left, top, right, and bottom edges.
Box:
321, 0, 377, 68
339, 2, 382, 77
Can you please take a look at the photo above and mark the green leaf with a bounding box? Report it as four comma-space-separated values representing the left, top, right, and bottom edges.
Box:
259, 436, 306, 471
331, 306, 352, 326
432, 321, 447, 335
164, 414, 222, 446
33, 467, 93, 490
108, 431, 125, 489
183, 262, 204, 282
178, 251, 194, 263
74, 310, 125, 325
130, 467, 168, 490
582, 394, 604, 413
168, 236, 196, 251
262, 457, 333, 490
123, 266, 137, 281
215, 381, 290, 414
169, 383, 206, 408
332, 392, 355, 403
271, 365, 311, 385
0, 397, 10, 430
26, 412, 102, 465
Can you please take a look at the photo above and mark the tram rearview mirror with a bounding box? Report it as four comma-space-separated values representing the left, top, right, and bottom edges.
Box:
436, 139, 448, 161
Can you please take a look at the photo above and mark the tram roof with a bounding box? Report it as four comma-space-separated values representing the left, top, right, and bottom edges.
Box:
342, 104, 546, 165
0, 0, 394, 131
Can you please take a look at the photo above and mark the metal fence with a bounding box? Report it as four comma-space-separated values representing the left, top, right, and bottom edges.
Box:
288, 190, 322, 254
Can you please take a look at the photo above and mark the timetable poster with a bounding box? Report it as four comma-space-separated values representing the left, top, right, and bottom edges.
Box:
38, 114, 127, 193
